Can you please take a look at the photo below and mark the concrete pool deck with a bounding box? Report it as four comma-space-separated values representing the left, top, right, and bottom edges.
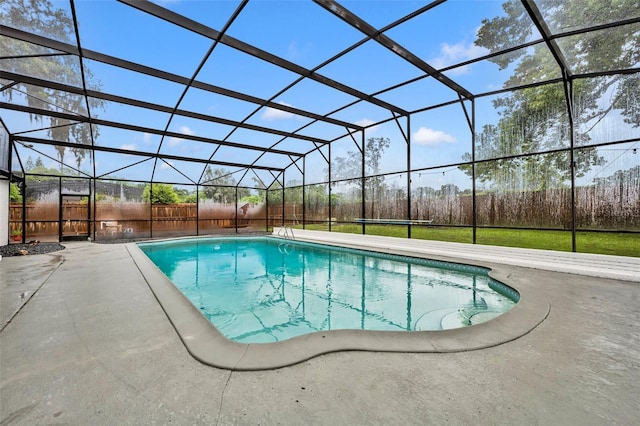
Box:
1, 233, 639, 424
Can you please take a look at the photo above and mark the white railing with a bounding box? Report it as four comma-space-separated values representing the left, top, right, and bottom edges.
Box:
277, 226, 295, 240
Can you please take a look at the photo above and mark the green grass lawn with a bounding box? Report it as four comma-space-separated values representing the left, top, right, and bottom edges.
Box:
299, 223, 639, 257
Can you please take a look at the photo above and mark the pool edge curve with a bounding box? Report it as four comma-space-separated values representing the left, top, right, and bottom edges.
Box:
126, 238, 550, 371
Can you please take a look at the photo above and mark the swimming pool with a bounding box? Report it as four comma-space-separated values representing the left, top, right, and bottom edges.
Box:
138, 236, 518, 344
128, 231, 549, 370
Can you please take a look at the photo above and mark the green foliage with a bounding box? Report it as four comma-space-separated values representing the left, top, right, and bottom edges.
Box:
180, 194, 197, 203
173, 187, 197, 203
266, 180, 283, 205
331, 137, 391, 218
142, 184, 179, 204
9, 183, 22, 203
201, 167, 250, 203
24, 156, 66, 176
331, 137, 391, 182
240, 194, 263, 204
0, 0, 104, 171
461, 0, 639, 190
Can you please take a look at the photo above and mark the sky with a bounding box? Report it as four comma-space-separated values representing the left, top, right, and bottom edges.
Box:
3, 0, 639, 190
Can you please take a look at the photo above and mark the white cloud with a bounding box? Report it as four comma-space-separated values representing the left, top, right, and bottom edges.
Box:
261, 102, 296, 121
160, 161, 174, 170
168, 125, 195, 146
412, 127, 455, 146
287, 41, 300, 59
430, 41, 488, 74
143, 133, 152, 144
355, 118, 375, 127
182, 126, 195, 135
352, 118, 379, 134
120, 143, 137, 151
287, 41, 313, 61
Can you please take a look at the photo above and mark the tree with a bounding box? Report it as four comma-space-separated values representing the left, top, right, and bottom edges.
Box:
331, 137, 391, 182
439, 184, 459, 197
331, 137, 391, 217
24, 156, 66, 177
173, 187, 197, 203
266, 179, 283, 206
142, 183, 179, 204
461, 0, 638, 190
1, 0, 103, 171
25, 156, 35, 170
200, 166, 249, 203
240, 194, 262, 204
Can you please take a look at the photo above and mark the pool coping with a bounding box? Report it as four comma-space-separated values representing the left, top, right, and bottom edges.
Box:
126, 235, 550, 371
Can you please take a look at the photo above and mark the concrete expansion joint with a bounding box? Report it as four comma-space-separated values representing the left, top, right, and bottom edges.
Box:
0, 254, 64, 333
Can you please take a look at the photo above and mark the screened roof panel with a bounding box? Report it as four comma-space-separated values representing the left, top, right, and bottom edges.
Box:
179, 87, 262, 123
14, 120, 91, 147
271, 78, 359, 118
198, 44, 301, 100
0, 0, 74, 43
327, 101, 394, 129
157, 139, 218, 162
14, 140, 91, 177
92, 126, 162, 153
201, 166, 247, 185
166, 116, 236, 143
89, 98, 172, 130
251, 151, 296, 170
225, 0, 364, 70
376, 77, 460, 113
0, 36, 62, 57
538, 0, 640, 34
153, 159, 201, 185
317, 39, 425, 95
245, 106, 315, 134
75, 1, 212, 77
94, 152, 154, 181
294, 120, 351, 142
240, 169, 275, 189
2, 89, 89, 135
1, 0, 637, 179
442, 43, 562, 94
82, 59, 187, 108
338, 0, 431, 29
383, 1, 507, 66
556, 22, 640, 74
227, 127, 300, 150
269, 138, 320, 155
0, 45, 83, 88
147, 0, 242, 33
0, 108, 53, 136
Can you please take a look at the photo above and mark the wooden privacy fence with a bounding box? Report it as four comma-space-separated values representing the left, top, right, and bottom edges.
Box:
9, 202, 267, 241
273, 186, 639, 229
9, 185, 638, 241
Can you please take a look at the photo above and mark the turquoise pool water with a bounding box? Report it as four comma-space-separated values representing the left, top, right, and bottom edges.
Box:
138, 237, 518, 343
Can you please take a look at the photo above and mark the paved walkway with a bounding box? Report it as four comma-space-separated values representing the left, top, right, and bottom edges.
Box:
1, 237, 639, 425
284, 229, 640, 282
